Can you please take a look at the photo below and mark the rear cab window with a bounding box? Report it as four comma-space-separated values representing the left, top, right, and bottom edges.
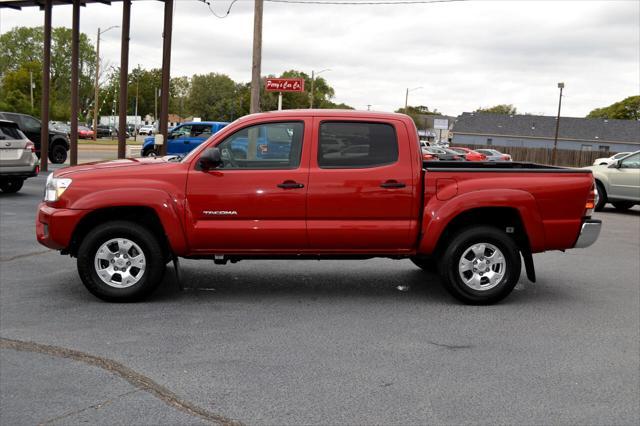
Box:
318, 122, 398, 168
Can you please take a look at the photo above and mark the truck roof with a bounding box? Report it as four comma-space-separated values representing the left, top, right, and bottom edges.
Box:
236, 109, 410, 122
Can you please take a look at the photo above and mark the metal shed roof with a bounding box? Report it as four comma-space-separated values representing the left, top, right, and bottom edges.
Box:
452, 112, 640, 144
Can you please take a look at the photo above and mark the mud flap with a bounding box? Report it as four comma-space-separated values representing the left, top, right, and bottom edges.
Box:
172, 256, 183, 291
522, 249, 536, 283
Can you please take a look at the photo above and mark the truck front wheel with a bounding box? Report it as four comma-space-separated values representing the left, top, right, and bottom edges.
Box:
77, 221, 166, 302
440, 226, 521, 305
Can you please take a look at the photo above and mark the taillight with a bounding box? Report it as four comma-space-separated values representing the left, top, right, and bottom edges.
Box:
423, 153, 436, 160
585, 182, 596, 216
480, 154, 487, 160
25, 141, 35, 152
502, 154, 510, 160
453, 155, 461, 160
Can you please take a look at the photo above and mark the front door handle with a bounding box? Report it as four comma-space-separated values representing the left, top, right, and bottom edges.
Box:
380, 180, 406, 189
278, 180, 305, 189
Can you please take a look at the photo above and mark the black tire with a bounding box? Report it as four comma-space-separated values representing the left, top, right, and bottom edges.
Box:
612, 201, 634, 211
410, 256, 439, 273
142, 147, 158, 157
594, 181, 607, 211
440, 226, 521, 305
0, 178, 24, 193
49, 143, 68, 164
77, 221, 166, 302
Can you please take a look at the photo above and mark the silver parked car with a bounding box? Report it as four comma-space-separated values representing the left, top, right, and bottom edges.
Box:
586, 151, 640, 211
592, 152, 631, 166
475, 149, 512, 161
0, 120, 39, 193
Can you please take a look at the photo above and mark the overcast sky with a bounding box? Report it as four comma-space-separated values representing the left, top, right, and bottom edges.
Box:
1, 0, 638, 117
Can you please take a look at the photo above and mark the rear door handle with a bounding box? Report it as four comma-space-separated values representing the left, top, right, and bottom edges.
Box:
380, 180, 406, 189
277, 180, 305, 189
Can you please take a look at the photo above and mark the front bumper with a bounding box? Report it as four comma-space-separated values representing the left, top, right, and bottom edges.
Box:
36, 202, 88, 251
574, 219, 602, 248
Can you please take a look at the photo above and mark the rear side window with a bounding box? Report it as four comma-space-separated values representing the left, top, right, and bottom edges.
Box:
318, 122, 398, 168
0, 124, 23, 140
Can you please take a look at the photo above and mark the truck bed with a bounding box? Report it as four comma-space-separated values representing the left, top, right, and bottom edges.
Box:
424, 161, 592, 173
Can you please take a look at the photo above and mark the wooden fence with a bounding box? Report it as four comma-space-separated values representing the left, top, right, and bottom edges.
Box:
455, 144, 615, 167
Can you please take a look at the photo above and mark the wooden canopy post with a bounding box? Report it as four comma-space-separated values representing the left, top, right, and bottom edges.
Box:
69, 0, 80, 165
40, 0, 52, 172
158, 0, 173, 156
118, 0, 131, 159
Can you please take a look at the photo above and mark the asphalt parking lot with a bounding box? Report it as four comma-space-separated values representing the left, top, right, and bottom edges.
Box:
1, 169, 639, 425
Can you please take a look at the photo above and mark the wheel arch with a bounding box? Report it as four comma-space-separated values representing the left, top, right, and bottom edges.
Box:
66, 205, 183, 259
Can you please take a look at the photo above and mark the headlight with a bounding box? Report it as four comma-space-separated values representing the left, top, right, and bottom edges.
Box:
44, 174, 72, 202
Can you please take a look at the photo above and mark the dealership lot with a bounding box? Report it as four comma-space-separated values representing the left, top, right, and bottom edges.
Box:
1, 170, 638, 425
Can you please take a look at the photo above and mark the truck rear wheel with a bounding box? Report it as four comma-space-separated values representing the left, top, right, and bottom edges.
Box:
77, 221, 166, 302
440, 226, 521, 305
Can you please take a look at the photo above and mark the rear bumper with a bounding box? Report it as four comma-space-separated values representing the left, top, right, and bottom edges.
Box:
36, 202, 88, 251
573, 219, 602, 248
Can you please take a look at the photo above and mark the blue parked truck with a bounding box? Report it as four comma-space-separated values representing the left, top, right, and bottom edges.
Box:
141, 121, 229, 157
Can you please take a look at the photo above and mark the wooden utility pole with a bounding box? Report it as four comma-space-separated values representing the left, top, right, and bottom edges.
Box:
250, 0, 263, 114
40, 0, 52, 172
93, 27, 101, 141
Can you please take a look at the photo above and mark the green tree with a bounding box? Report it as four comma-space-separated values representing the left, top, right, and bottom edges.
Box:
586, 96, 640, 120
475, 104, 518, 115
0, 26, 96, 121
187, 73, 239, 121
395, 105, 442, 128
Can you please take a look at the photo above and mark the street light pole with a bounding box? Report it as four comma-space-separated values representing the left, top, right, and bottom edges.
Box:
551, 82, 564, 165
310, 68, 330, 108
92, 25, 118, 141
404, 86, 422, 112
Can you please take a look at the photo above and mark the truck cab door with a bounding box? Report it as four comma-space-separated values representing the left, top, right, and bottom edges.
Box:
307, 118, 419, 252
185, 119, 311, 253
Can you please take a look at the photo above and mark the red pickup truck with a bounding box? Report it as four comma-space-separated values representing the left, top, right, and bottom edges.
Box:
36, 110, 601, 304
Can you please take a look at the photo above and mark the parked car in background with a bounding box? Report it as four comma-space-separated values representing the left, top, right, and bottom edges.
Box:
0, 111, 69, 164
592, 152, 631, 166
77, 126, 94, 139
475, 149, 512, 162
0, 120, 39, 193
95, 125, 130, 138
141, 121, 229, 157
424, 146, 464, 161
138, 125, 155, 136
449, 147, 487, 161
50, 121, 70, 134
586, 151, 640, 211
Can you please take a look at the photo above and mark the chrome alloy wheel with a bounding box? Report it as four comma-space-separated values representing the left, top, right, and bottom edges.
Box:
458, 242, 506, 291
94, 238, 146, 288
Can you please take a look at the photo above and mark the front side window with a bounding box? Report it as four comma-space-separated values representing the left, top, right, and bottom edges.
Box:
216, 121, 304, 169
620, 153, 640, 169
171, 125, 191, 138
318, 122, 398, 168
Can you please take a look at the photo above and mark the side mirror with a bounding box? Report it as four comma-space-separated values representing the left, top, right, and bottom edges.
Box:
198, 147, 222, 170
608, 160, 621, 169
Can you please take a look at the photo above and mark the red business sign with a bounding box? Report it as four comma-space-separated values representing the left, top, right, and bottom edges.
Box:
265, 78, 305, 92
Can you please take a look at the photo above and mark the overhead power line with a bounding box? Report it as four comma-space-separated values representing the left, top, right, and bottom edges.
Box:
199, 0, 239, 18
264, 0, 467, 5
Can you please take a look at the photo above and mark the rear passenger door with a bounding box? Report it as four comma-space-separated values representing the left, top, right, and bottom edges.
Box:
307, 118, 418, 252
